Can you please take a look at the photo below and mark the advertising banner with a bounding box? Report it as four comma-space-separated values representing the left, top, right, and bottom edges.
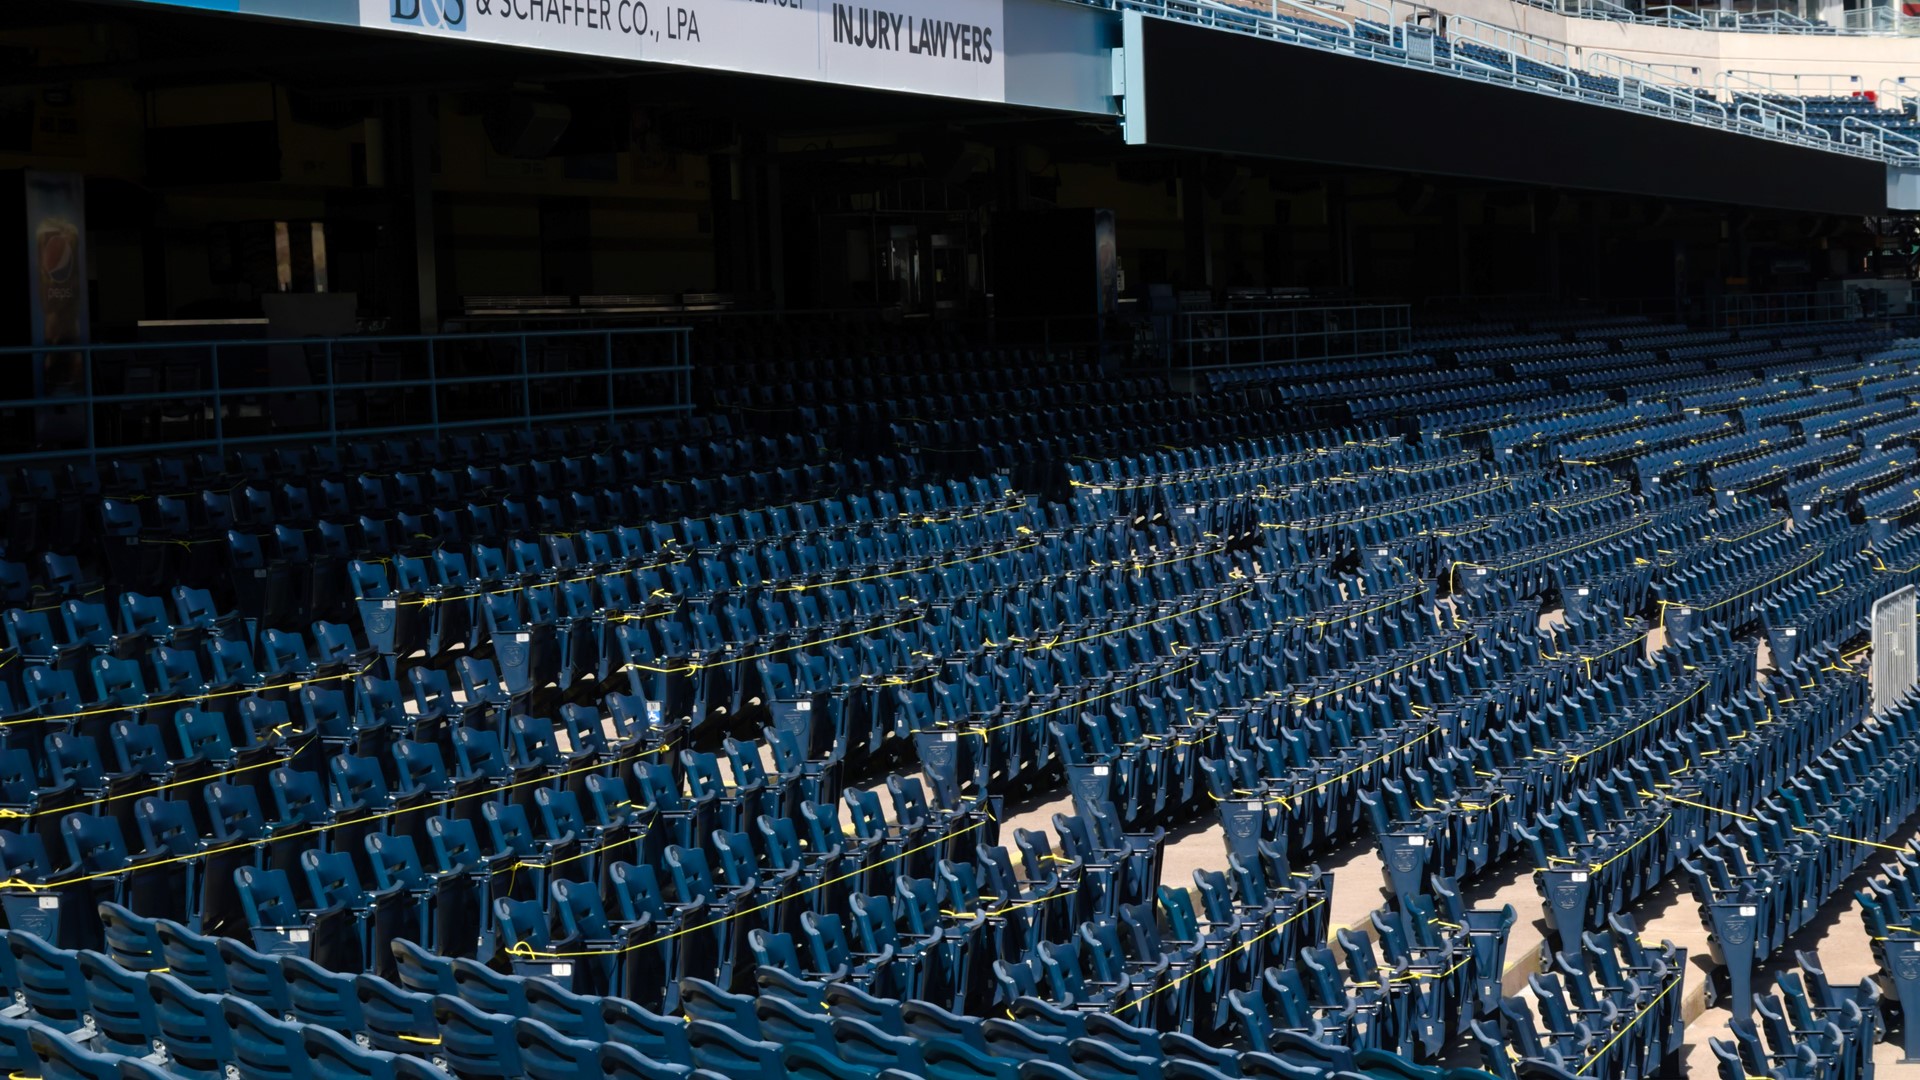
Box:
23, 170, 86, 396
113, 0, 1121, 116
361, 0, 1006, 103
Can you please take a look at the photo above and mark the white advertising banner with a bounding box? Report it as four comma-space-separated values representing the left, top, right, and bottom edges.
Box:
360, 0, 1007, 102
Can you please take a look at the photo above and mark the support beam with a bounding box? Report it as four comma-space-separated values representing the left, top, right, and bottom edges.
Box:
1182, 164, 1211, 290
406, 94, 439, 334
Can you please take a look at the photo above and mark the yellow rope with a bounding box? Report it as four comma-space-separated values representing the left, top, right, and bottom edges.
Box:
1586, 814, 1671, 874
965, 662, 1200, 738
2, 660, 377, 728
1576, 976, 1683, 1075
1264, 482, 1512, 532
1564, 683, 1709, 768
507, 815, 995, 960
1291, 634, 1476, 708
1029, 588, 1253, 652
1111, 899, 1327, 1015
0, 740, 677, 892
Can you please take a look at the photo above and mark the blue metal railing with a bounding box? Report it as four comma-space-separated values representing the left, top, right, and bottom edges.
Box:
0, 326, 694, 465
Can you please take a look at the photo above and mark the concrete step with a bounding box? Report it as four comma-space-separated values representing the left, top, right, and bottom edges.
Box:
1680, 805, 1920, 1074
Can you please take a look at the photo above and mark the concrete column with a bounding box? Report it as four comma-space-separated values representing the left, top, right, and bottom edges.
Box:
1456, 195, 1471, 298
407, 94, 439, 333
1329, 177, 1353, 291
1181, 163, 1212, 291
707, 152, 737, 293
764, 136, 786, 311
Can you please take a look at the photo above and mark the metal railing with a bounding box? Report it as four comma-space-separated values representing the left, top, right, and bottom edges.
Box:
1645, 5, 1710, 25
1842, 115, 1920, 158
1167, 302, 1414, 372
1447, 12, 1577, 71
1720, 69, 1867, 102
1699, 8, 1823, 31
1194, 0, 1361, 41
1731, 98, 1840, 146
1588, 54, 1708, 90
1697, 289, 1908, 328
1553, 0, 1645, 23
1426, 0, 1897, 34
1617, 0, 1897, 33
1469, 0, 1894, 38
0, 327, 695, 465
1836, 5, 1896, 31
1217, 0, 1393, 31
1879, 78, 1920, 118
1098, 0, 1919, 163
1586, 53, 1736, 123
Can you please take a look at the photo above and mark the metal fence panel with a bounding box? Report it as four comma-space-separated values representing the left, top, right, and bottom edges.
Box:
1170, 303, 1415, 373
1872, 584, 1917, 714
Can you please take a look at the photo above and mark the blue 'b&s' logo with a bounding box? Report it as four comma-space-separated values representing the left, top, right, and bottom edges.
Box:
391, 0, 468, 30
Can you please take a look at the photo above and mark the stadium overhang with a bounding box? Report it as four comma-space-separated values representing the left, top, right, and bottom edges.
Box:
94, 0, 1121, 117
1122, 14, 1892, 218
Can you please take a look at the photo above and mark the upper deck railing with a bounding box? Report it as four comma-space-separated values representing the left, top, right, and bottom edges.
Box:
1092, 0, 1920, 165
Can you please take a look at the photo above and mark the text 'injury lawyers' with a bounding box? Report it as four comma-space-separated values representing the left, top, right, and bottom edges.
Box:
831, 3, 994, 64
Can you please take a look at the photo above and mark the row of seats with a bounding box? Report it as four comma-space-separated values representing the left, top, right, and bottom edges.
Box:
1655, 514, 1863, 637
1688, 675, 1920, 1022
1780, 451, 1913, 526
1709, 972, 1880, 1080
1631, 424, 1792, 491
1557, 413, 1735, 470
0, 900, 1486, 1080
1857, 852, 1920, 1061
1362, 599, 1647, 898
1477, 921, 1686, 1080
1759, 524, 1920, 665
0, 321, 1913, 1080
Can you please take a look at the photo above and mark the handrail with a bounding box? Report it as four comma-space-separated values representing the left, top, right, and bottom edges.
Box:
1210, 0, 1355, 33
1587, 53, 1707, 89
1729, 8, 1820, 29
1445, 11, 1573, 70
1644, 85, 1732, 124
1719, 69, 1868, 99
1645, 4, 1708, 25
1147, 0, 1348, 42
1732, 99, 1837, 144
1170, 303, 1414, 373
0, 326, 695, 464
1836, 5, 1895, 31
1879, 78, 1920, 116
0, 325, 679, 358
1448, 51, 1530, 85
1562, 0, 1642, 22
1099, 0, 1900, 163
1707, 290, 1885, 328
1277, 0, 1394, 30
1647, 1, 1889, 32
1587, 53, 1735, 123
1726, 88, 1809, 124
1841, 115, 1920, 161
